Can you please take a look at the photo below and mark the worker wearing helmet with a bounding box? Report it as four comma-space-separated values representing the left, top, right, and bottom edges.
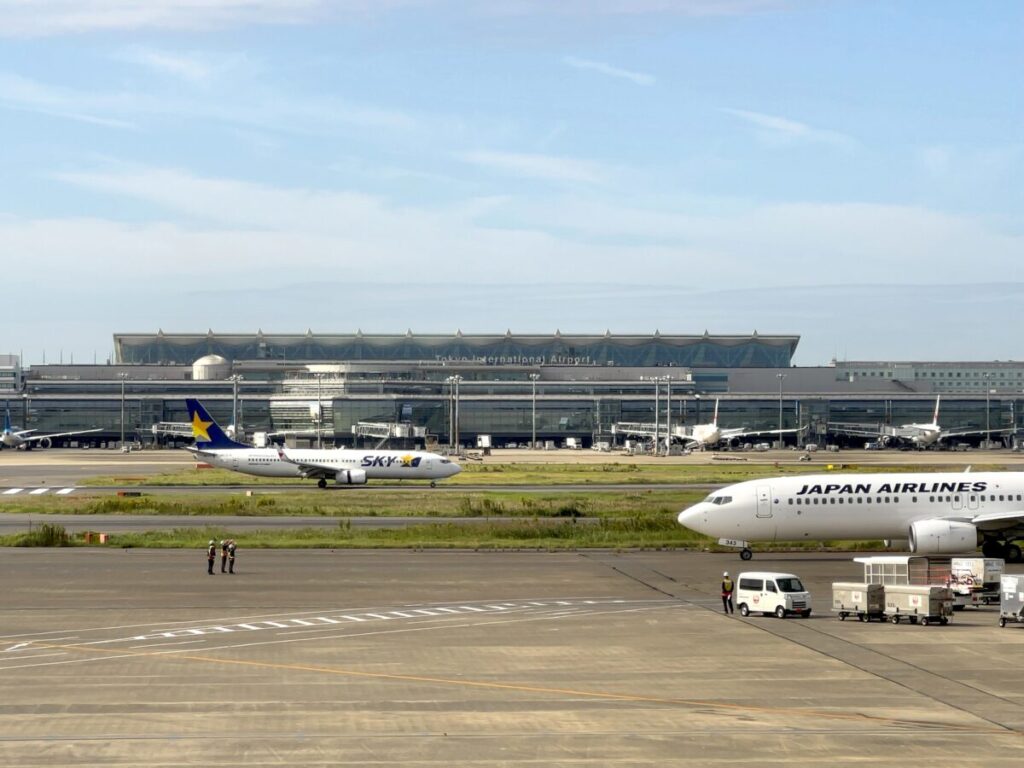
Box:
220, 540, 229, 573
227, 539, 237, 574
207, 539, 217, 575
721, 571, 735, 614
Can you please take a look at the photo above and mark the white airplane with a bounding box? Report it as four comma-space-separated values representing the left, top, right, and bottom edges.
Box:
828, 396, 1006, 449
1, 402, 101, 450
183, 399, 461, 488
679, 399, 804, 449
677, 469, 1024, 562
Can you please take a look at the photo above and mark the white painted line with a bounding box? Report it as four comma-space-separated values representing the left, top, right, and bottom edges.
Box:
238, 624, 261, 630
29, 488, 49, 495
459, 606, 485, 612
389, 611, 414, 618
363, 613, 393, 620
340, 615, 368, 622
2, 488, 23, 495
528, 602, 548, 606
411, 609, 439, 616
185, 629, 204, 635
484, 605, 509, 611
211, 626, 233, 633
263, 621, 289, 628
314, 617, 340, 624
433, 607, 460, 614
56, 488, 75, 495
4, 642, 31, 652
290, 619, 315, 626
556, 601, 572, 605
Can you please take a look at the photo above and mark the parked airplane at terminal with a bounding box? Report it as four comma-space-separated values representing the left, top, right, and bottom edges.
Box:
183, 399, 461, 488
828, 396, 1006, 449
1, 403, 101, 450
679, 399, 804, 449
677, 470, 1024, 562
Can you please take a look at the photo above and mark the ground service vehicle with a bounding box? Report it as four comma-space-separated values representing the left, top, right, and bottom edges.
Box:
736, 572, 812, 618
832, 582, 885, 622
998, 574, 1024, 628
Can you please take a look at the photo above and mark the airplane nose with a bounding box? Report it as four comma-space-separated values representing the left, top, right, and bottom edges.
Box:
447, 461, 462, 477
677, 506, 704, 531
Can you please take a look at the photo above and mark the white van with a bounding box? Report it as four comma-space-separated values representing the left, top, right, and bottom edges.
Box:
736, 571, 812, 618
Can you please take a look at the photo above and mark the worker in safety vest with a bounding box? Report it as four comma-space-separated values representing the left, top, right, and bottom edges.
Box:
227, 540, 236, 574
721, 571, 735, 614
220, 540, 229, 573
207, 540, 217, 575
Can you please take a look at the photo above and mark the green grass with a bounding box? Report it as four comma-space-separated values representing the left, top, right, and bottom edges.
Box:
81, 458, 1012, 489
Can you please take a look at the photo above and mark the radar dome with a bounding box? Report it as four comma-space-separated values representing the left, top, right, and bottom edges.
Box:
192, 354, 230, 381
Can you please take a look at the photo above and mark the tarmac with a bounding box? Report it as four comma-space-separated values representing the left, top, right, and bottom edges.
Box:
3, 548, 1024, 766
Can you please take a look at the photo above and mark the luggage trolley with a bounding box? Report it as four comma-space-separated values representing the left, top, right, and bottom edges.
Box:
998, 574, 1024, 628
884, 585, 953, 626
831, 582, 885, 622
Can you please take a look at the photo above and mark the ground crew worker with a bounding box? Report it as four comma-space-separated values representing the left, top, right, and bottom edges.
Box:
220, 540, 229, 573
207, 540, 216, 575
227, 540, 236, 574
721, 571, 735, 614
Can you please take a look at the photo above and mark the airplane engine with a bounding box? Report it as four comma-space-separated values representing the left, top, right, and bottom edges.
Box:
36, 437, 52, 449
335, 469, 368, 485
908, 519, 978, 554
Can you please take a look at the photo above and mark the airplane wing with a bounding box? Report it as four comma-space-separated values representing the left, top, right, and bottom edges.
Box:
276, 448, 334, 479
971, 510, 1024, 537
22, 428, 102, 443
720, 426, 806, 440
940, 427, 1015, 441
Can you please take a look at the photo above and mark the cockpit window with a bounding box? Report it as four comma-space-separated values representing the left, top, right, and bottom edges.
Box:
711, 496, 733, 505
440, 459, 451, 464
776, 578, 805, 593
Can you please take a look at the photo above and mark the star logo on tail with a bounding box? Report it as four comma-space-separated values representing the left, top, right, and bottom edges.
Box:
191, 411, 213, 442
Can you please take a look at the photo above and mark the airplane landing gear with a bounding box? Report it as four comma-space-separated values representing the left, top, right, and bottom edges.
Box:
1006, 543, 1023, 563
982, 538, 1022, 562
317, 478, 327, 489
740, 548, 753, 561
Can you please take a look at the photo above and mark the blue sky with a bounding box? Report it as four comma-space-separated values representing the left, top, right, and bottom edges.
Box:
1, 1, 1021, 366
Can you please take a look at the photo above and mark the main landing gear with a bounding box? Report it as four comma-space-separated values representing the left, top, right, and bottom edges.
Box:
982, 538, 1023, 563
740, 548, 753, 561
317, 478, 328, 489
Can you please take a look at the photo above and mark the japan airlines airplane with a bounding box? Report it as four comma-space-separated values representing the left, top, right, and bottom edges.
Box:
677, 470, 1024, 562
1, 403, 101, 450
680, 399, 804, 449
183, 399, 461, 488
828, 396, 1006, 449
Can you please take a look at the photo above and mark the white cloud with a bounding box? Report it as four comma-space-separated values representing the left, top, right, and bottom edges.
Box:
722, 107, 855, 149
457, 150, 608, 184
0, 73, 136, 128
112, 46, 244, 84
564, 56, 655, 86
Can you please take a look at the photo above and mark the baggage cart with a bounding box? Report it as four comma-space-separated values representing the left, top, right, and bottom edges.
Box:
950, 557, 1003, 608
884, 585, 953, 626
831, 582, 885, 622
998, 574, 1024, 628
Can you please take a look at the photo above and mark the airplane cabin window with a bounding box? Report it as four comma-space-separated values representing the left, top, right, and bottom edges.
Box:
912, 496, 918, 503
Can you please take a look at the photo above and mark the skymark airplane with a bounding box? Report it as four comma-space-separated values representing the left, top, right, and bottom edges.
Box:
184, 398, 461, 488
677, 470, 1024, 562
828, 396, 1007, 449
1, 402, 101, 450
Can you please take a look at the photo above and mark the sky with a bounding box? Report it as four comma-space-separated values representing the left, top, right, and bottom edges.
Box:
1, 0, 1021, 367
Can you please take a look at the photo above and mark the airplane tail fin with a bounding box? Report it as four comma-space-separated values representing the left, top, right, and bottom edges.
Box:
3, 401, 9, 433
712, 398, 719, 426
933, 395, 941, 425
186, 399, 249, 449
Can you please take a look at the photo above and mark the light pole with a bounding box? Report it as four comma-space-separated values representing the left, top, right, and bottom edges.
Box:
664, 376, 672, 456
229, 374, 243, 442
984, 373, 991, 449
529, 373, 540, 449
453, 375, 462, 450
119, 372, 128, 449
314, 372, 323, 449
777, 372, 787, 449
652, 377, 660, 456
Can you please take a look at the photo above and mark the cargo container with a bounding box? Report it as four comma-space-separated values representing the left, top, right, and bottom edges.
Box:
884, 585, 953, 625
998, 574, 1024, 628
831, 582, 885, 622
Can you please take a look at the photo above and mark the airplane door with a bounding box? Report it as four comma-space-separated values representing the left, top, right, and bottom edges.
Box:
232, 455, 240, 471
756, 486, 773, 518
967, 494, 980, 511
951, 494, 963, 511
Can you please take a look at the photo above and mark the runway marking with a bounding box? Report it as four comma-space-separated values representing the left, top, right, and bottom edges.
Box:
29, 488, 48, 495
4, 642, 31, 652
1, 487, 75, 495
55, 488, 75, 495
11, 604, 1017, 739
2, 489, 23, 495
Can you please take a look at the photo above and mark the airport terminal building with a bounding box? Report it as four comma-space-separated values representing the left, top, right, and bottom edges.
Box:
7, 331, 1024, 450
